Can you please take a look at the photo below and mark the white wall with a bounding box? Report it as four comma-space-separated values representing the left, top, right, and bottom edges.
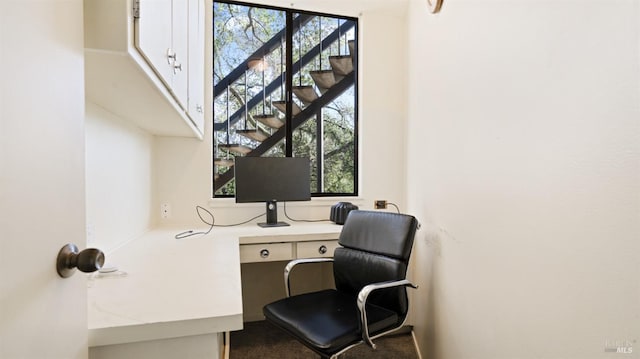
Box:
85, 102, 153, 253
407, 0, 640, 358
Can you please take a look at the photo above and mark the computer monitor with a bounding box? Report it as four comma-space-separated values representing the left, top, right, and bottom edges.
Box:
234, 156, 311, 227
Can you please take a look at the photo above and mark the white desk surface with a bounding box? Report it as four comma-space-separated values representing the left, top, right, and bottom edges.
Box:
235, 221, 342, 244
87, 222, 342, 347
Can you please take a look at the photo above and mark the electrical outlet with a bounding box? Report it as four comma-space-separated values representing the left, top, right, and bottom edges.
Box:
374, 200, 387, 209
161, 203, 171, 219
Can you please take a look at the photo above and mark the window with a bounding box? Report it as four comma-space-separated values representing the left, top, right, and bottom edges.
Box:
213, 1, 358, 198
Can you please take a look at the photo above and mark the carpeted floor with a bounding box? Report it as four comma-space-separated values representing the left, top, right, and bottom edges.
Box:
230, 321, 418, 359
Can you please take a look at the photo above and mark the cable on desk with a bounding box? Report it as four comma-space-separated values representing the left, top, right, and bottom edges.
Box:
174, 206, 266, 239
175, 206, 214, 239
213, 212, 265, 227
283, 202, 331, 223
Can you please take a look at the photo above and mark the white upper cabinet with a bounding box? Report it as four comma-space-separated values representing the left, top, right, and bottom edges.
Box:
171, 0, 189, 109
84, 0, 204, 138
188, 0, 205, 131
134, 0, 172, 87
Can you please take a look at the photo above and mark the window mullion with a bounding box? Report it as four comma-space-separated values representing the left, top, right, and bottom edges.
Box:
316, 108, 324, 193
285, 11, 294, 157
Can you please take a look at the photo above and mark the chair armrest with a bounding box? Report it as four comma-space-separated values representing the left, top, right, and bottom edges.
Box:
284, 258, 334, 297
356, 279, 418, 349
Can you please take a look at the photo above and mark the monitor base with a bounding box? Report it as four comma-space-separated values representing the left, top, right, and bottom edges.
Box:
258, 221, 290, 228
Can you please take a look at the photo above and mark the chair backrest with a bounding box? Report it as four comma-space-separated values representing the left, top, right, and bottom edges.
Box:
333, 210, 418, 318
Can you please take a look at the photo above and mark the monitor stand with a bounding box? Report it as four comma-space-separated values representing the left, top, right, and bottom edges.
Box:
258, 200, 290, 228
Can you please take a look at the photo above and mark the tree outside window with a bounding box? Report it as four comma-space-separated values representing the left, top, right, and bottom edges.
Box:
213, 1, 358, 197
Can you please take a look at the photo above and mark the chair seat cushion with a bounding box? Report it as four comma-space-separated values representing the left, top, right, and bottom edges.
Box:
263, 289, 399, 356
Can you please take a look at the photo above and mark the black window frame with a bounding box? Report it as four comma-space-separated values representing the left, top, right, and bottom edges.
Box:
212, 0, 359, 199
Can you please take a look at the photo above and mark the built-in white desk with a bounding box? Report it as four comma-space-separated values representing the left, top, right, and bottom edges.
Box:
237, 222, 342, 263
88, 222, 342, 359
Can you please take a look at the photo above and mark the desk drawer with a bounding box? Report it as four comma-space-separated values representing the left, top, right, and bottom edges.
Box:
240, 243, 293, 263
296, 240, 340, 259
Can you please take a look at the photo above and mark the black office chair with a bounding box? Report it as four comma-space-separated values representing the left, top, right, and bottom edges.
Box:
263, 210, 419, 358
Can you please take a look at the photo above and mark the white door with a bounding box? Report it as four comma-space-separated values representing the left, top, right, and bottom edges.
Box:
0, 1, 88, 358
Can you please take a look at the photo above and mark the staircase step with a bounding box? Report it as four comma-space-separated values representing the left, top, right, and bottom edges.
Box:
237, 128, 270, 142
329, 55, 353, 78
272, 101, 302, 116
292, 85, 319, 105
309, 70, 336, 94
255, 114, 285, 129
219, 143, 253, 155
214, 158, 235, 167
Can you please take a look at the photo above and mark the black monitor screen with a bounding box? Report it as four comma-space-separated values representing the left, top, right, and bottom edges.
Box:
234, 156, 311, 203
234, 156, 311, 227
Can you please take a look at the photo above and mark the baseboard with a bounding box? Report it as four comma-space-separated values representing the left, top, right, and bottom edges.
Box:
392, 325, 414, 336
411, 329, 423, 359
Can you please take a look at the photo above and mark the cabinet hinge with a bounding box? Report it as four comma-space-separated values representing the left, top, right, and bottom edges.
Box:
133, 0, 140, 19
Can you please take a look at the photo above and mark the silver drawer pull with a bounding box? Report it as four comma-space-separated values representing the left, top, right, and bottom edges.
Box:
318, 245, 327, 255
173, 62, 182, 74
260, 249, 270, 258
166, 48, 176, 64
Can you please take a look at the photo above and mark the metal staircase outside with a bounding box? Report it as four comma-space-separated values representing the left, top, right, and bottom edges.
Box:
214, 14, 356, 193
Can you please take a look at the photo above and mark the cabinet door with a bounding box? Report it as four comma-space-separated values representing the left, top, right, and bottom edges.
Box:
135, 0, 173, 87
188, 0, 205, 131
171, 0, 189, 109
